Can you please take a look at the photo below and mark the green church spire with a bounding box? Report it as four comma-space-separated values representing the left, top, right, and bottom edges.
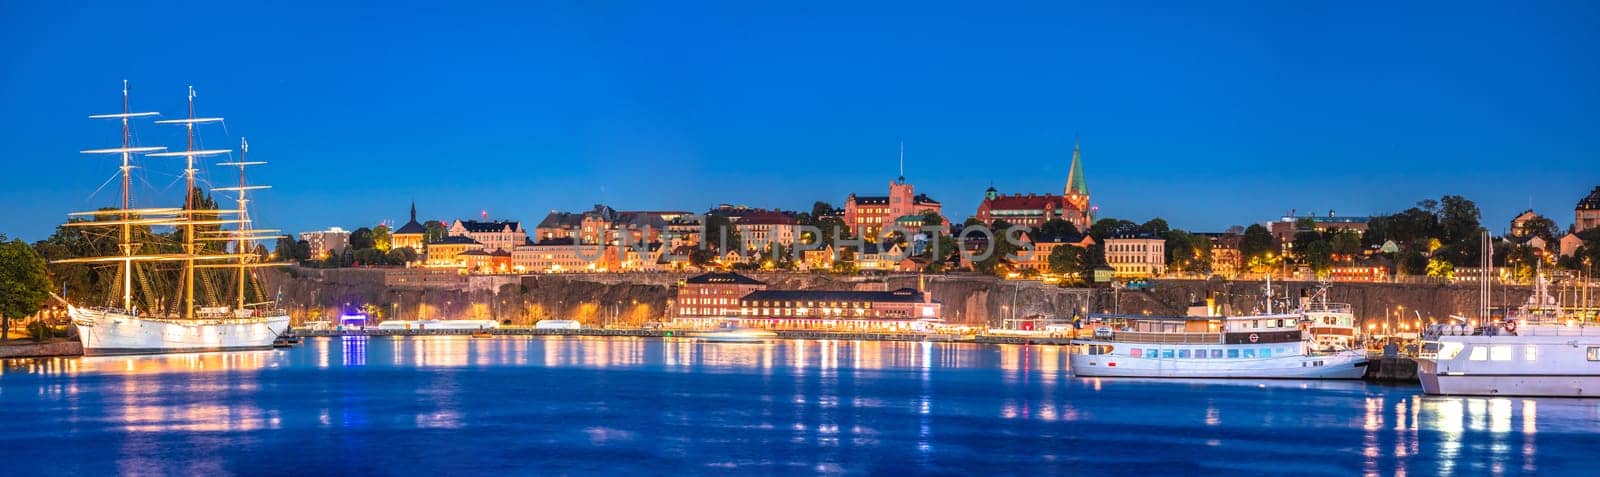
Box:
1065, 138, 1089, 196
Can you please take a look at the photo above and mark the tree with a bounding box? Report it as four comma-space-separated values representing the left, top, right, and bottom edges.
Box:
1141, 218, 1170, 238
1330, 230, 1362, 258
353, 248, 386, 267
294, 240, 312, 262
1240, 224, 1275, 262
1426, 257, 1455, 281
1, 237, 52, 341
1305, 240, 1333, 277
1517, 214, 1559, 242
811, 201, 835, 219
1438, 195, 1481, 244
1047, 245, 1083, 276
1038, 219, 1079, 240
1089, 218, 1138, 241
976, 219, 1019, 276
1397, 249, 1427, 276
275, 235, 298, 261
372, 224, 392, 252
423, 220, 447, 243
387, 247, 418, 265
349, 227, 375, 251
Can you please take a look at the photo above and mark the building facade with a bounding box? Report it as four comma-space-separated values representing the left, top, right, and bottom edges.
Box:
1269, 211, 1370, 254
300, 227, 350, 259
675, 272, 768, 318
844, 177, 942, 238
393, 202, 427, 252
1577, 186, 1600, 233
449, 219, 527, 253
1105, 236, 1167, 279
424, 235, 480, 268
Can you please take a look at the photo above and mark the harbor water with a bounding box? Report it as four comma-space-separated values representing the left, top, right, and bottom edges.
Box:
2, 336, 1598, 475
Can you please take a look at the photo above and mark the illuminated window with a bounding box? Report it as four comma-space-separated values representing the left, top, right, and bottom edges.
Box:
1525, 346, 1537, 362
1211, 349, 1223, 358
1468, 346, 1487, 361
1490, 346, 1512, 361
1589, 347, 1600, 361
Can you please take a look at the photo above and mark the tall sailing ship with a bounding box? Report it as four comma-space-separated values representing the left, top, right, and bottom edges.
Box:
58, 82, 290, 355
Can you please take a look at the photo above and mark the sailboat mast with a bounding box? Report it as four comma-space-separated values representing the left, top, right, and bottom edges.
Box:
183, 86, 198, 319
119, 81, 134, 312
235, 138, 249, 309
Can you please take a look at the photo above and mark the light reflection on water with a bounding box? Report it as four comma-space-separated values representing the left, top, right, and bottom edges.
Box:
1, 337, 1598, 475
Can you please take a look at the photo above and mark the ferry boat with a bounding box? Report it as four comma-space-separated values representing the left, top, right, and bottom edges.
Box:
59, 83, 290, 355
1071, 278, 1367, 379
1418, 244, 1600, 397
1298, 281, 1360, 351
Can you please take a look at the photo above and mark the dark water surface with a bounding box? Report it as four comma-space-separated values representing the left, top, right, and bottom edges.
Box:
3, 336, 1598, 475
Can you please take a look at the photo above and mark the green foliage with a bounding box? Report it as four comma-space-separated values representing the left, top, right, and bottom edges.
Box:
348, 227, 375, 251
1304, 240, 1333, 276
1397, 249, 1428, 275
1038, 219, 1079, 239
1141, 218, 1170, 237
976, 220, 1019, 276
1426, 258, 1455, 280
1047, 245, 1083, 276
1089, 218, 1139, 240
1, 238, 52, 341
387, 247, 418, 264
1240, 224, 1275, 262
372, 224, 392, 252
703, 214, 742, 252
1330, 230, 1362, 257
1165, 230, 1212, 274
1517, 214, 1559, 242
423, 220, 447, 243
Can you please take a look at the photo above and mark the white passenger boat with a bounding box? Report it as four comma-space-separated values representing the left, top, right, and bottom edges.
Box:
1298, 281, 1360, 351
1418, 247, 1600, 397
1070, 313, 1368, 379
692, 327, 778, 343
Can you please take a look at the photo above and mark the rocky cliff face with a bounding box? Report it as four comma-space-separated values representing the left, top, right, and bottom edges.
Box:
262, 268, 1537, 328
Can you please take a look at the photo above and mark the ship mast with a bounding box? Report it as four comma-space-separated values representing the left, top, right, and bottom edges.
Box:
151, 86, 229, 319
213, 138, 275, 309
80, 81, 165, 312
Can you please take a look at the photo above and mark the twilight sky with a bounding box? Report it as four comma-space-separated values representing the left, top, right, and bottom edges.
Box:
2, 1, 1598, 242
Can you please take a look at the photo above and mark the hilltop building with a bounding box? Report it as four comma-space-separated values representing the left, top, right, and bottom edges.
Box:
843, 146, 943, 238
393, 202, 427, 252
975, 140, 1093, 230
1577, 186, 1600, 233
449, 219, 526, 253
1105, 234, 1166, 279
299, 227, 350, 259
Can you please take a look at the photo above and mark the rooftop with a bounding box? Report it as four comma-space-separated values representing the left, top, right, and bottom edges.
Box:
685, 272, 766, 285
740, 288, 931, 304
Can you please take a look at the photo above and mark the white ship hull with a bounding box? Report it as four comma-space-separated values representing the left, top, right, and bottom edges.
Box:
1418, 328, 1600, 397
1070, 351, 1368, 379
70, 306, 290, 356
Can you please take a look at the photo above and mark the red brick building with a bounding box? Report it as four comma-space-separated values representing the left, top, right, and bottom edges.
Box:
844, 177, 942, 238
974, 141, 1092, 230
675, 272, 768, 318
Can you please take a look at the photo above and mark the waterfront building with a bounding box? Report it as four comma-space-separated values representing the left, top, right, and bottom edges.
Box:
844, 177, 942, 239
729, 288, 941, 331
449, 219, 527, 252
300, 226, 350, 259
424, 235, 480, 268
974, 141, 1093, 230
1326, 259, 1391, 282
1105, 235, 1166, 279
393, 202, 427, 253
1576, 186, 1600, 233
675, 272, 769, 318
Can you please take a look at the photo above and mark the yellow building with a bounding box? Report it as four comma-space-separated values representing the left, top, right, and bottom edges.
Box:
424, 236, 479, 268
393, 202, 427, 254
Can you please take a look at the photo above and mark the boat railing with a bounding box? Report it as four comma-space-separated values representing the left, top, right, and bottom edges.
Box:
1302, 303, 1353, 314
1084, 330, 1222, 344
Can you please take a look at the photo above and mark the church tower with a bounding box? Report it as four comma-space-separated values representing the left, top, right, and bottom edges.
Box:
1062, 139, 1092, 228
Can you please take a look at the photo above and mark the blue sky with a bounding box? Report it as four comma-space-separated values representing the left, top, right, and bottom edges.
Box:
2, 1, 1597, 242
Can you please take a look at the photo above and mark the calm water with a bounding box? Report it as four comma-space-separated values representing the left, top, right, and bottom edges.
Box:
3, 337, 1599, 476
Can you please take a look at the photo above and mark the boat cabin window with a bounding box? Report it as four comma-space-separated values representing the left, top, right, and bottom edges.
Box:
1145, 348, 1157, 358
1192, 349, 1206, 359
1161, 349, 1175, 359
1468, 346, 1488, 361
1178, 350, 1190, 359
1227, 349, 1239, 358
1211, 350, 1223, 359
1243, 349, 1257, 358
1490, 346, 1512, 362
1588, 347, 1600, 361
1261, 348, 1273, 358
1525, 346, 1537, 362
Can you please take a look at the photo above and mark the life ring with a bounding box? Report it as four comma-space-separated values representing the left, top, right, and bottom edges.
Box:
1505, 321, 1517, 334
1248, 333, 1260, 343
